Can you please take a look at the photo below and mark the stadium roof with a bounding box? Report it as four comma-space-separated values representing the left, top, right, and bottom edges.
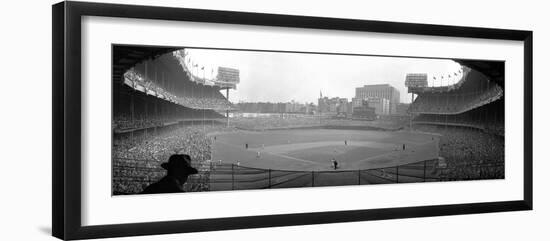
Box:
112, 45, 179, 84
455, 60, 504, 88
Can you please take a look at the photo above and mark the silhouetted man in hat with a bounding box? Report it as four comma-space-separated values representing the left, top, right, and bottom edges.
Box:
141, 154, 198, 194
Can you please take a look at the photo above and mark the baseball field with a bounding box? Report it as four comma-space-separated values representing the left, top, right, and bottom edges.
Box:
210, 128, 439, 172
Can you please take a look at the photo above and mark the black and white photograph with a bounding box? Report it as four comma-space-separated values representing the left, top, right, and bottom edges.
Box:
2, 0, 545, 240
112, 46, 505, 195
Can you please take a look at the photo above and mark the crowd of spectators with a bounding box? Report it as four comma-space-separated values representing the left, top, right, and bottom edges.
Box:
113, 112, 224, 131
174, 93, 233, 110
409, 83, 503, 114
112, 114, 164, 131
112, 125, 233, 194
415, 125, 504, 180
413, 114, 483, 129
124, 69, 233, 111
228, 115, 411, 131
324, 118, 408, 130
413, 114, 504, 136
231, 115, 323, 130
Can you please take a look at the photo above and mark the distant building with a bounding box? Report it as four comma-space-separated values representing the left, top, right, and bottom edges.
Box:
366, 97, 390, 115
352, 97, 388, 115
283, 100, 307, 113
237, 101, 309, 114
318, 96, 349, 116
352, 99, 376, 120
352, 97, 371, 109
336, 98, 349, 114
355, 84, 400, 114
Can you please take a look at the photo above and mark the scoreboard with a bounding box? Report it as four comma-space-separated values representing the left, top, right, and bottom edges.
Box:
216, 67, 240, 89
405, 73, 428, 88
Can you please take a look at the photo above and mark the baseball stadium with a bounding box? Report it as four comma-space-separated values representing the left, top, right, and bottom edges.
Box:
112, 45, 504, 195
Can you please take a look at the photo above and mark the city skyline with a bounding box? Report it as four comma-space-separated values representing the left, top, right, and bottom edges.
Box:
186, 48, 463, 104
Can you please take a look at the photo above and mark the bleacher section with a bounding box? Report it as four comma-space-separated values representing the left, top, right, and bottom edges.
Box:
409, 68, 503, 115
113, 48, 238, 133
409, 65, 504, 135
124, 67, 233, 111
113, 84, 225, 132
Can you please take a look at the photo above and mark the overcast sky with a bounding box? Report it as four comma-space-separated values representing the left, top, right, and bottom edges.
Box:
185, 48, 462, 104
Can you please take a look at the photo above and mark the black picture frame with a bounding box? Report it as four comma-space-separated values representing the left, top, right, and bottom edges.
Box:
52, 1, 533, 240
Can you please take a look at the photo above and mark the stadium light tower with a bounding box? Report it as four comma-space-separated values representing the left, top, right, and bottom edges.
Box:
404, 73, 428, 130
216, 67, 240, 127
408, 92, 413, 129
202, 66, 206, 133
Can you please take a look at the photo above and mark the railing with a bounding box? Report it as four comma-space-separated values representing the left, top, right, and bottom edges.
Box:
112, 157, 213, 194
113, 157, 504, 194
207, 160, 444, 191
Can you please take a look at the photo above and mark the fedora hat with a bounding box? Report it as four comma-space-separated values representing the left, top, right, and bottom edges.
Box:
161, 154, 198, 174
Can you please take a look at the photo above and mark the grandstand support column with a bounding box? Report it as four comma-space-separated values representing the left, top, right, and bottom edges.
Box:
144, 97, 148, 138
485, 101, 489, 129
226, 88, 230, 127
130, 92, 135, 143
409, 93, 414, 130
211, 86, 214, 128
202, 69, 206, 133
130, 92, 135, 123
445, 92, 449, 131
154, 99, 158, 136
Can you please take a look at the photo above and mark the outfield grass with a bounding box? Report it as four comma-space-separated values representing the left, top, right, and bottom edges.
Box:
211, 128, 439, 172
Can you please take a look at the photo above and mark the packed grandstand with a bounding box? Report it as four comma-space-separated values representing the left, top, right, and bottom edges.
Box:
409, 66, 504, 136
112, 46, 505, 195
113, 49, 234, 133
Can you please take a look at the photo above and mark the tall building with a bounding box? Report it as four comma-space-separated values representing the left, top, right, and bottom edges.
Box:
318, 96, 349, 115
355, 84, 400, 115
